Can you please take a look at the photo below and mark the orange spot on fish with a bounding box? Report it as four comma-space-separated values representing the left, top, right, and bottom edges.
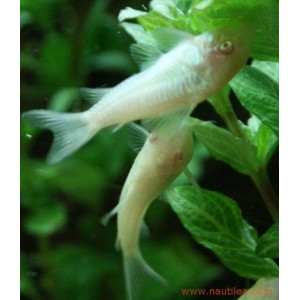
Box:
174, 152, 184, 163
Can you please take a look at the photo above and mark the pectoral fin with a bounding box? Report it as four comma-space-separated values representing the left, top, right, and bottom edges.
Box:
126, 122, 149, 153
142, 105, 195, 133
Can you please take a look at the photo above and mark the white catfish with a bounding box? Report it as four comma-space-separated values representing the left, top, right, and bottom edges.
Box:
22, 26, 253, 164
103, 119, 194, 300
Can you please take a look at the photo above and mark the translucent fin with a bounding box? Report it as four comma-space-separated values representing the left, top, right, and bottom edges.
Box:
126, 123, 149, 153
111, 123, 125, 132
142, 105, 195, 133
100, 204, 120, 226
124, 251, 167, 300
80, 87, 112, 105
22, 110, 97, 164
100, 203, 122, 251
130, 43, 163, 70
152, 28, 194, 52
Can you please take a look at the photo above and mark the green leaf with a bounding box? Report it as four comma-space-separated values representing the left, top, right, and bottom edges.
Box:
118, 7, 147, 22
230, 66, 279, 135
238, 277, 278, 299
167, 186, 279, 280
250, 1, 279, 61
189, 0, 260, 32
252, 60, 279, 83
135, 1, 191, 32
256, 224, 279, 258
256, 123, 278, 167
138, 10, 186, 32
244, 115, 278, 167
191, 118, 260, 175
191, 0, 278, 61
24, 202, 67, 236
122, 0, 278, 61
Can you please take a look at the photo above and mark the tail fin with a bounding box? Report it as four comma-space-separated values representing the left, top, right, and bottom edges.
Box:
22, 110, 98, 164
124, 251, 167, 300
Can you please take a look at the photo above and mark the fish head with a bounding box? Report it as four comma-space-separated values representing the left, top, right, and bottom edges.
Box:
192, 25, 254, 87
205, 25, 254, 83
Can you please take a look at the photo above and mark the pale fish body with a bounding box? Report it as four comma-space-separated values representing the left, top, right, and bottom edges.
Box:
111, 121, 193, 300
22, 26, 252, 164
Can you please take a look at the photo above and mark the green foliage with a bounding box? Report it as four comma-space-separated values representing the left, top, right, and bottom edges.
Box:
49, 244, 118, 300
230, 66, 279, 135
243, 115, 278, 168
256, 224, 279, 258
120, 0, 278, 61
191, 118, 260, 175
252, 60, 279, 82
167, 187, 279, 280
24, 202, 67, 236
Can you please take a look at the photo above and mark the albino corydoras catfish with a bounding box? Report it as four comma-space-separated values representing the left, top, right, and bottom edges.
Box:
103, 120, 194, 300
22, 26, 253, 164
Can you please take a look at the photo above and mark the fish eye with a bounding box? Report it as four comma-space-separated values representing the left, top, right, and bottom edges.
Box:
219, 41, 234, 54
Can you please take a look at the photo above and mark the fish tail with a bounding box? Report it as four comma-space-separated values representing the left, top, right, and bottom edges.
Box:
22, 110, 98, 164
123, 250, 167, 300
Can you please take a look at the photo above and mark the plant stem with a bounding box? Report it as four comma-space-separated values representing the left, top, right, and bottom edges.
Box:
251, 170, 279, 223
209, 88, 245, 139
222, 109, 245, 139
184, 167, 203, 197
210, 87, 279, 222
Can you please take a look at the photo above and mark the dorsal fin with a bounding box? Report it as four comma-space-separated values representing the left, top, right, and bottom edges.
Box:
152, 28, 194, 52
126, 122, 149, 153
130, 43, 163, 71
80, 87, 112, 105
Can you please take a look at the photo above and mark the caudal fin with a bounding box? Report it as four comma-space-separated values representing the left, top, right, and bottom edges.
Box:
22, 110, 97, 164
124, 251, 167, 300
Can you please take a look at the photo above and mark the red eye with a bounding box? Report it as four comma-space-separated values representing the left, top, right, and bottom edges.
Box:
219, 41, 234, 54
